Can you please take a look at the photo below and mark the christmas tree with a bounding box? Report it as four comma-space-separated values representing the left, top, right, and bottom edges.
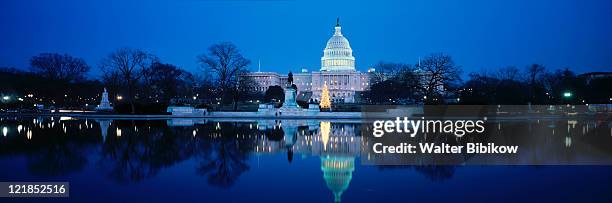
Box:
320, 83, 331, 110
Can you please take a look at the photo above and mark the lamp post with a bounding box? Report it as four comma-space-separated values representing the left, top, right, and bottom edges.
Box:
562, 91, 573, 114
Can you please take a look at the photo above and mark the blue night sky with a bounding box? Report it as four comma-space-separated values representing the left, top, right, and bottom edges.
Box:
1, 0, 611, 79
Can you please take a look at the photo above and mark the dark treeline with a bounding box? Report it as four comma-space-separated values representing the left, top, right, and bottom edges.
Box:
98, 47, 201, 114
1, 52, 99, 110
1, 47, 610, 113
0, 67, 102, 110
364, 54, 611, 105
365, 53, 462, 104
0, 42, 262, 114
460, 64, 612, 104
108, 42, 258, 112
461, 66, 610, 104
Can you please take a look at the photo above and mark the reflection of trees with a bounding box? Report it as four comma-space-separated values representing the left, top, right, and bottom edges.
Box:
377, 165, 457, 182
194, 122, 256, 188
413, 165, 455, 181
99, 120, 194, 183
196, 140, 249, 188
23, 120, 99, 177
98, 121, 258, 186
27, 142, 89, 177
0, 119, 100, 177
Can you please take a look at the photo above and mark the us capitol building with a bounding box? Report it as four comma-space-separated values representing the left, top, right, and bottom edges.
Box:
241, 19, 371, 103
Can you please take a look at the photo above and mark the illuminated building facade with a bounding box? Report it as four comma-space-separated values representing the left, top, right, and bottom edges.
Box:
241, 19, 371, 103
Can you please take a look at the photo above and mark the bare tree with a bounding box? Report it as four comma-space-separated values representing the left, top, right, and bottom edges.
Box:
197, 42, 250, 105
236, 74, 260, 102
525, 64, 545, 103
143, 62, 195, 103
416, 53, 461, 103
497, 66, 520, 81
526, 64, 546, 85
102, 70, 121, 103
100, 48, 156, 114
193, 72, 218, 103
369, 61, 406, 84
30, 53, 90, 82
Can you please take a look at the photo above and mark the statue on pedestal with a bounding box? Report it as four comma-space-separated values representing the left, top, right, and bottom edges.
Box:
280, 72, 301, 111
95, 88, 113, 111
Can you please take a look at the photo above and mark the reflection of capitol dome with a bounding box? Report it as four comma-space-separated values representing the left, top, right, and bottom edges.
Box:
321, 18, 355, 72
321, 156, 355, 203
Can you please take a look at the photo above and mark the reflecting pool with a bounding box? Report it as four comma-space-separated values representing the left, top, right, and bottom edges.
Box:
1, 116, 611, 202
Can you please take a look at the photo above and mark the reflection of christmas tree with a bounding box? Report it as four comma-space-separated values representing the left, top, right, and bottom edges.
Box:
320, 83, 331, 110
320, 121, 330, 150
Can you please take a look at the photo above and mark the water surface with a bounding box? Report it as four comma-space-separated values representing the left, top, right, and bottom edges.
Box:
1, 116, 611, 202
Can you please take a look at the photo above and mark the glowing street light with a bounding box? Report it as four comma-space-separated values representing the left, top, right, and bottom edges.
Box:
2, 96, 9, 101
563, 91, 572, 98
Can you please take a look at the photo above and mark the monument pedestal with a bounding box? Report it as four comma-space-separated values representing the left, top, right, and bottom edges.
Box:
279, 88, 303, 114
282, 88, 299, 108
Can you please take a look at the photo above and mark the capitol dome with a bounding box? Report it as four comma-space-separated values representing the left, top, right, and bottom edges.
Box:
321, 18, 355, 72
